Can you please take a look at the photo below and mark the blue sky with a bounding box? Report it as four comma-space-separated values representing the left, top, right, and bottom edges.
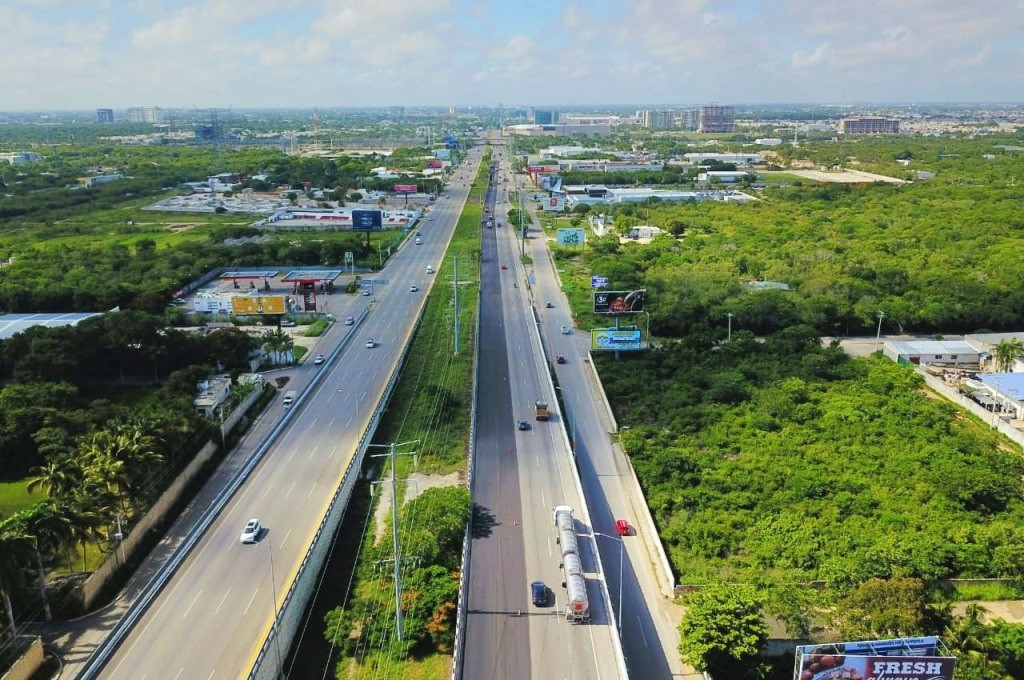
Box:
2, 0, 1022, 110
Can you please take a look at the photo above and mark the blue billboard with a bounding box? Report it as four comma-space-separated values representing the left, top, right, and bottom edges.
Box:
351, 209, 383, 231
590, 328, 642, 352
557, 228, 585, 246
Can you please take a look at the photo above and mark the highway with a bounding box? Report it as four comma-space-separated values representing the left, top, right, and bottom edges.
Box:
463, 147, 624, 679
502, 158, 687, 677
95, 148, 486, 679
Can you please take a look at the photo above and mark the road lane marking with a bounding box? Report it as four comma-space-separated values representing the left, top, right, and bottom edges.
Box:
182, 590, 203, 619
285, 481, 297, 499
638, 615, 649, 647
206, 669, 217, 680
328, 417, 336, 429
214, 587, 232, 614
282, 527, 292, 547
307, 480, 318, 498
173, 669, 184, 680
244, 588, 260, 615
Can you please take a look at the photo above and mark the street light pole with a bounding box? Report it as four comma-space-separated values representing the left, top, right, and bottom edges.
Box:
594, 532, 624, 639
726, 312, 734, 342
874, 311, 886, 353
337, 388, 361, 427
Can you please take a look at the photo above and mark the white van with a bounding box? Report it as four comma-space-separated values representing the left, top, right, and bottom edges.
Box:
282, 390, 297, 407
426, 265, 434, 274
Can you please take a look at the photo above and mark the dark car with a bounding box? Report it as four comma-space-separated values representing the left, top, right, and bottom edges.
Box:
517, 419, 530, 431
531, 581, 547, 606
555, 355, 566, 364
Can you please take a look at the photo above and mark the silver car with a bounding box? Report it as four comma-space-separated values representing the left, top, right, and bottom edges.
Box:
240, 518, 261, 544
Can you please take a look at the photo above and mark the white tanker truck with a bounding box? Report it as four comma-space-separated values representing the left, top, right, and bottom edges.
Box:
553, 505, 590, 622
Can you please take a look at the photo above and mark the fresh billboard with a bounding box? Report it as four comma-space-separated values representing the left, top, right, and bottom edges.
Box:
231, 295, 286, 316
795, 637, 954, 680
590, 328, 642, 352
393, 184, 417, 193
594, 290, 646, 315
557, 228, 585, 246
351, 209, 384, 231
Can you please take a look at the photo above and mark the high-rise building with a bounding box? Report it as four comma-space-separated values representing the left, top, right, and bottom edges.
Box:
697, 105, 735, 133
838, 117, 900, 134
127, 106, 165, 124
96, 108, 114, 123
533, 109, 556, 125
680, 109, 698, 131
640, 109, 675, 129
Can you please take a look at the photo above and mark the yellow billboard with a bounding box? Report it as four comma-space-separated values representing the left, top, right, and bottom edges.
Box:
231, 295, 286, 315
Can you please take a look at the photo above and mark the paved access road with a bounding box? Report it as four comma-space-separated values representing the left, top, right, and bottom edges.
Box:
507, 170, 689, 678
95, 149, 485, 679
463, 146, 624, 680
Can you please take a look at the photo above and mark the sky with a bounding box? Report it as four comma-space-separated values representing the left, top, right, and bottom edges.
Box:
2, 0, 1022, 111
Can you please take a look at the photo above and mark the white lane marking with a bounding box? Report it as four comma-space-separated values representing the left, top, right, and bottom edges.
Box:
173, 669, 184, 680
261, 483, 275, 500
638, 615, 649, 647
309, 417, 318, 428
285, 481, 297, 499
307, 480, 318, 498
182, 590, 203, 619
243, 588, 259, 615
206, 668, 217, 680
328, 417, 336, 429
214, 587, 232, 614
346, 416, 353, 427
541, 490, 545, 509
281, 527, 292, 547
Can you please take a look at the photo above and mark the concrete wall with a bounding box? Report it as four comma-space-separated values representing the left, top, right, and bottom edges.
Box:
917, 369, 1024, 449
1, 637, 43, 680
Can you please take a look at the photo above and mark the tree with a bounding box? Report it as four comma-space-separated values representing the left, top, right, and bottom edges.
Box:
26, 455, 84, 498
993, 338, 1023, 372
831, 577, 934, 640
677, 584, 768, 678
0, 529, 34, 634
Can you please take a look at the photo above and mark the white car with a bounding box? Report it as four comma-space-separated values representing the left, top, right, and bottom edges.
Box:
410, 284, 419, 292
365, 338, 375, 348
240, 518, 261, 544
313, 354, 325, 365
362, 289, 371, 296
560, 325, 571, 335
344, 316, 354, 325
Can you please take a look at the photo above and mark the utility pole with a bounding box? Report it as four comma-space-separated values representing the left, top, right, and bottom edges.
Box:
727, 312, 734, 342
874, 311, 886, 353
453, 256, 460, 355
369, 441, 418, 643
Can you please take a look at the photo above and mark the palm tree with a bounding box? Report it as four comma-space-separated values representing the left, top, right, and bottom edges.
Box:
0, 530, 34, 635
261, 330, 294, 365
26, 455, 84, 499
993, 338, 1024, 372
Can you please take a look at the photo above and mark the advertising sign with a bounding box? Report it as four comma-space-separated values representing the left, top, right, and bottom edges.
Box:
543, 195, 565, 211
393, 184, 417, 193
351, 209, 384, 231
591, 275, 609, 289
527, 165, 559, 174
303, 291, 317, 312
231, 295, 286, 316
557, 228, 585, 246
594, 290, 646, 315
426, 159, 443, 168
795, 638, 954, 680
590, 328, 642, 352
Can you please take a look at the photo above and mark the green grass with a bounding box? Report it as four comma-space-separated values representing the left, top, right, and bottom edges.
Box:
933, 581, 1024, 603
303, 318, 329, 337
0, 479, 38, 521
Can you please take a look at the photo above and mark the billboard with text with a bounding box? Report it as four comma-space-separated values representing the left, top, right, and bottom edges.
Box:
351, 209, 384, 231
231, 295, 286, 316
795, 637, 954, 680
557, 228, 585, 246
393, 184, 417, 193
543, 195, 565, 211
591, 328, 642, 352
594, 290, 646, 315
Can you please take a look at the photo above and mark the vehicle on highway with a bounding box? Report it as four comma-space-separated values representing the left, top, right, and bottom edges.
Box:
240, 518, 261, 544
281, 320, 296, 327
409, 284, 419, 292
313, 354, 325, 365
415, 237, 423, 245
616, 519, 631, 536
553, 506, 589, 621
531, 581, 548, 606
500, 264, 508, 270
282, 390, 297, 407
345, 316, 354, 325
426, 265, 434, 274
560, 325, 571, 334
517, 419, 530, 431
365, 338, 375, 348
545, 301, 554, 308
534, 400, 550, 421
556, 355, 566, 364
362, 289, 371, 296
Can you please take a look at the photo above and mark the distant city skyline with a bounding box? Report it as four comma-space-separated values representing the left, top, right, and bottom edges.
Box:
2, 0, 1022, 111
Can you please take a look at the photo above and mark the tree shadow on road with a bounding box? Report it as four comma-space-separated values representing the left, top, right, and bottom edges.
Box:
472, 503, 498, 539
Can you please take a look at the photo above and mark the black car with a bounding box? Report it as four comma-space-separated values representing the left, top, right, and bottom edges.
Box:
516, 419, 530, 431
531, 581, 547, 606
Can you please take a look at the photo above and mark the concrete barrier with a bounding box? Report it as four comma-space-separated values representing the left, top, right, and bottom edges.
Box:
1, 636, 43, 680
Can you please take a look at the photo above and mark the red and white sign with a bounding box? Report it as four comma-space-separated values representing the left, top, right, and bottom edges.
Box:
393, 184, 417, 193
527, 165, 559, 174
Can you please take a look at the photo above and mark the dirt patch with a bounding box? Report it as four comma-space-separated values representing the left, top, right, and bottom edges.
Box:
788, 169, 908, 185
165, 223, 202, 232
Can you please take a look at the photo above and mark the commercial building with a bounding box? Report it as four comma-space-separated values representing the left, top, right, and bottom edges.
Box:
127, 106, 165, 124
0, 151, 41, 165
532, 109, 556, 124
883, 340, 980, 367
839, 117, 901, 134
97, 108, 115, 123
504, 123, 612, 137
698, 105, 735, 133
639, 109, 675, 129
684, 152, 764, 165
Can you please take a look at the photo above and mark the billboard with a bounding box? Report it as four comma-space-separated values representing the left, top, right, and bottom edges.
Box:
795, 637, 955, 680
351, 209, 384, 231
557, 228, 585, 246
594, 290, 646, 315
231, 295, 286, 316
543, 195, 566, 211
527, 165, 559, 174
393, 184, 417, 193
591, 275, 609, 289
426, 159, 443, 168
591, 328, 642, 352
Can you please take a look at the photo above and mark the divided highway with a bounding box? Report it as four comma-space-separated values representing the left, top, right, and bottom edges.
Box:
92, 149, 485, 679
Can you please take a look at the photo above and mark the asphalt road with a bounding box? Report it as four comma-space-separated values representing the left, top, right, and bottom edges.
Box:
463, 149, 623, 680
513, 179, 687, 677
95, 149, 485, 679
